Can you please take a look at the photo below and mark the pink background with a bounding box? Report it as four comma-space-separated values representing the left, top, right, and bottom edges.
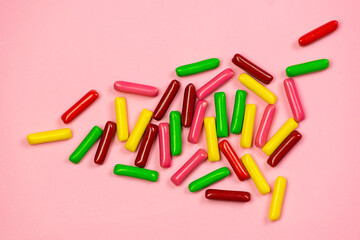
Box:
1, 0, 360, 239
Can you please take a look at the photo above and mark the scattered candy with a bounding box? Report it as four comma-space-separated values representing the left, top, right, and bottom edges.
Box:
170, 111, 182, 156
214, 92, 229, 138
181, 83, 196, 127
27, 128, 72, 145
232, 54, 273, 84
240, 104, 256, 148
230, 90, 247, 134
188, 167, 230, 192
94, 121, 116, 165
114, 81, 159, 97
238, 73, 277, 104
61, 89, 99, 124
298, 20, 338, 46
170, 149, 208, 186
269, 176, 287, 221
204, 117, 220, 162
153, 80, 180, 121
159, 123, 171, 168
284, 78, 305, 122
196, 68, 234, 99
175, 58, 220, 77
205, 189, 251, 202
241, 154, 270, 195
113, 164, 158, 182
115, 97, 129, 141
286, 59, 329, 77
125, 109, 153, 152
135, 123, 158, 168
255, 105, 276, 148
69, 126, 103, 164
188, 100, 208, 144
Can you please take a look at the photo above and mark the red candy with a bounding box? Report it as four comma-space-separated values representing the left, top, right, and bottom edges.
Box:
205, 189, 251, 202
153, 80, 180, 121
298, 20, 338, 46
135, 123, 158, 168
181, 83, 196, 127
94, 121, 116, 165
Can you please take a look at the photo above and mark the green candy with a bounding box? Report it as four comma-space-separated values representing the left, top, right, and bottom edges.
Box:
188, 167, 230, 192
113, 164, 159, 182
286, 59, 329, 77
214, 92, 228, 138
69, 126, 103, 164
170, 111, 182, 156
175, 58, 220, 77
230, 90, 247, 134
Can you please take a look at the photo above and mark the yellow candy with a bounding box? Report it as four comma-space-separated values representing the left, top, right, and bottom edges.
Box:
269, 176, 287, 221
262, 118, 298, 156
240, 104, 256, 148
238, 73, 277, 104
125, 109, 152, 152
241, 154, 270, 195
27, 128, 72, 145
115, 97, 129, 141
204, 117, 220, 162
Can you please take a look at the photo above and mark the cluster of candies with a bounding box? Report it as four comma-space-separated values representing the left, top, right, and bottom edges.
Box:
27, 20, 338, 221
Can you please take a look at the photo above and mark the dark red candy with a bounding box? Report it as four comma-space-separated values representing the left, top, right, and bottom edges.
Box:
153, 80, 180, 121
181, 83, 196, 127
94, 121, 116, 165
205, 189, 251, 202
135, 123, 158, 168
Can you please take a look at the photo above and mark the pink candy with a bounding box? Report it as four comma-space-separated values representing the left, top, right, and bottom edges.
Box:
114, 81, 159, 97
255, 104, 276, 148
188, 100, 208, 143
159, 123, 171, 168
284, 78, 305, 122
196, 68, 234, 99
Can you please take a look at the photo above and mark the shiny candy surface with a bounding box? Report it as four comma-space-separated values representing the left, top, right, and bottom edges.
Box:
214, 92, 228, 138
113, 164, 158, 182
114, 81, 159, 97
135, 123, 158, 168
240, 104, 256, 148
188, 100, 208, 143
94, 121, 116, 165
175, 58, 220, 77
205, 189, 251, 202
152, 80, 180, 120
204, 117, 220, 162
286, 59, 329, 77
61, 89, 99, 124
241, 154, 270, 195
181, 84, 196, 127
298, 20, 338, 46
170, 111, 182, 156
255, 105, 276, 148
27, 128, 72, 145
188, 167, 230, 192
269, 176, 287, 221
159, 123, 171, 168
284, 78, 305, 122
115, 97, 129, 141
230, 90, 247, 134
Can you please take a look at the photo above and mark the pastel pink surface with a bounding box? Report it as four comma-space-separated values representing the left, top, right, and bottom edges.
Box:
188, 100, 208, 143
255, 105, 276, 148
158, 122, 171, 168
284, 78, 305, 122
1, 1, 360, 240
114, 81, 159, 97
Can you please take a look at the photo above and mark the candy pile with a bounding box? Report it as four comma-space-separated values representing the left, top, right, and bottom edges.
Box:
27, 20, 338, 221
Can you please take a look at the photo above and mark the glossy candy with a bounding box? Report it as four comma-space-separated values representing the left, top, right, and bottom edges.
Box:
230, 90, 247, 134
238, 73, 277, 104
114, 81, 159, 97
240, 104, 256, 148
241, 154, 270, 195
153, 80, 180, 121
188, 100, 208, 143
284, 78, 305, 122
113, 164, 158, 182
255, 105, 276, 148
94, 121, 116, 164
188, 167, 230, 192
115, 97, 129, 141
170, 149, 208, 186
61, 90, 99, 124
232, 54, 273, 84
269, 176, 287, 221
175, 58, 220, 77
135, 123, 158, 168
204, 117, 220, 162
170, 111, 182, 156
298, 20, 338, 46
205, 189, 251, 202
181, 84, 196, 127
196, 68, 234, 100
262, 118, 298, 156
219, 140, 249, 181
286, 59, 329, 77
214, 92, 228, 138
69, 126, 103, 164
268, 131, 302, 167
159, 123, 171, 168
125, 109, 153, 152
27, 128, 72, 145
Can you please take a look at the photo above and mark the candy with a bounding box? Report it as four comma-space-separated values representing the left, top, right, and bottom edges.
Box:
219, 140, 249, 181
188, 167, 230, 192
135, 123, 158, 168
241, 154, 270, 195
238, 73, 277, 104
262, 118, 298, 156
269, 176, 287, 221
205, 189, 251, 202
159, 123, 171, 168
114, 81, 159, 97
170, 149, 208, 186
188, 100, 208, 144
115, 97, 129, 141
94, 121, 116, 164
240, 104, 256, 148
230, 90, 247, 134
153, 80, 180, 120
204, 117, 220, 162
196, 68, 234, 100
27, 128, 72, 145
267, 131, 302, 167
69, 126, 103, 164
286, 59, 329, 77
255, 105, 276, 148
214, 92, 229, 138
113, 164, 158, 182
125, 109, 153, 152
284, 78, 305, 122
181, 83, 196, 127
232, 54, 273, 84
175, 58, 220, 77
61, 90, 99, 124
170, 111, 182, 156
298, 20, 338, 46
